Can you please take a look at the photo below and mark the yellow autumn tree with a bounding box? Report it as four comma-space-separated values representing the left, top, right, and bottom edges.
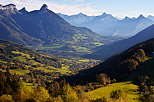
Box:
62, 84, 79, 102
0, 94, 14, 102
33, 87, 51, 102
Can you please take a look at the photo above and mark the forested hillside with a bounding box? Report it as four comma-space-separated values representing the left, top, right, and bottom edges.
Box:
64, 38, 154, 85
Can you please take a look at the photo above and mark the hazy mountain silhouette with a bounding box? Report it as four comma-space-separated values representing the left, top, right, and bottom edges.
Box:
59, 13, 154, 37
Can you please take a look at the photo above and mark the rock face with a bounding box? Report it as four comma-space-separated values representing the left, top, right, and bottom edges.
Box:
39, 4, 49, 13
0, 4, 18, 14
19, 7, 28, 14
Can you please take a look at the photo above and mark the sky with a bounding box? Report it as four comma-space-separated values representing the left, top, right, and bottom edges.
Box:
1, 0, 154, 18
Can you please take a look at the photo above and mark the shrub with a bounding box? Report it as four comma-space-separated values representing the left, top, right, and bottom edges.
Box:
110, 89, 126, 100
0, 94, 14, 102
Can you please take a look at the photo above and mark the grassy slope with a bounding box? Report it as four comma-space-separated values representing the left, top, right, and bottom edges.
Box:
86, 81, 140, 102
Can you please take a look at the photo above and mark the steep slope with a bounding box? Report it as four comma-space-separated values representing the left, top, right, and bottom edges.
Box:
64, 38, 154, 84
86, 24, 154, 60
0, 4, 41, 45
100, 38, 154, 81
0, 4, 109, 57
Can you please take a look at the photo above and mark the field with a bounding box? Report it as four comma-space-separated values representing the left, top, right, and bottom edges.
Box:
86, 81, 140, 102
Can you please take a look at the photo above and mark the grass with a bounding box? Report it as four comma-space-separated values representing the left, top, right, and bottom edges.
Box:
86, 81, 140, 102
79, 59, 99, 62
22, 82, 34, 90
12, 51, 43, 66
93, 42, 104, 46
28, 60, 43, 66
0, 60, 7, 63
14, 56, 27, 62
9, 69, 30, 75
34, 66, 72, 75
61, 64, 70, 70
12, 51, 31, 59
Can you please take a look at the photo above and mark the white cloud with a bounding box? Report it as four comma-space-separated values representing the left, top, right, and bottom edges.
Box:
0, 0, 101, 16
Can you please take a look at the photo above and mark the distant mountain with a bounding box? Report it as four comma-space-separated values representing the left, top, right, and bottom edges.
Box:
85, 24, 154, 60
108, 15, 154, 37
59, 13, 154, 37
148, 15, 154, 21
0, 4, 113, 57
58, 13, 94, 25
81, 13, 119, 35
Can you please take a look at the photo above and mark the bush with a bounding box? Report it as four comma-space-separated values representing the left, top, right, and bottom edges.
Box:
110, 89, 126, 100
91, 97, 108, 102
0, 94, 14, 102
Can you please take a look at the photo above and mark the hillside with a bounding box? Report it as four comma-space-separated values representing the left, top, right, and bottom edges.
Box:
64, 38, 154, 84
0, 39, 100, 87
86, 24, 154, 60
0, 4, 115, 58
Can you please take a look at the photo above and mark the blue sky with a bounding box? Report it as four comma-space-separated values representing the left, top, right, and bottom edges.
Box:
1, 0, 154, 18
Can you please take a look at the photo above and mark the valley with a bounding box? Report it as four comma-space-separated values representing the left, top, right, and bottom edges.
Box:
0, 2, 154, 102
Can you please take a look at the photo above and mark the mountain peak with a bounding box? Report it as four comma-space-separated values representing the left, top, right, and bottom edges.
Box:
138, 14, 146, 19
102, 12, 108, 16
123, 16, 130, 20
78, 12, 87, 16
0, 4, 18, 14
19, 7, 28, 13
95, 12, 109, 19
39, 4, 49, 13
0, 4, 16, 10
40, 4, 48, 10
148, 15, 152, 17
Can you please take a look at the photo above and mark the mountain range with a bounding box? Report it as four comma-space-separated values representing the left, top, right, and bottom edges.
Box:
59, 13, 154, 37
0, 4, 116, 58
1, 4, 154, 60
